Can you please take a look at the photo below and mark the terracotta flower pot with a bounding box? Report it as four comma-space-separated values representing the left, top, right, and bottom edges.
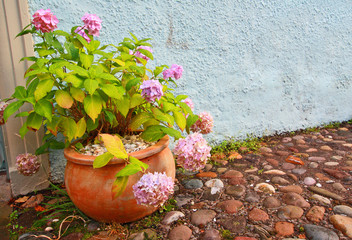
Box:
64, 135, 175, 223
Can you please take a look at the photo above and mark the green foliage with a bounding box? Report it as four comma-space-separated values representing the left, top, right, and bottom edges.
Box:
211, 134, 262, 154
220, 229, 233, 240
7, 210, 24, 240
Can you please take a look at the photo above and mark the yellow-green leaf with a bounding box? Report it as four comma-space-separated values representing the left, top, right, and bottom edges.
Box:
64, 75, 83, 88
84, 79, 99, 95
83, 94, 103, 121
55, 90, 74, 109
109, 58, 125, 66
101, 85, 124, 99
93, 152, 114, 168
61, 117, 77, 141
34, 79, 54, 101
75, 118, 86, 138
128, 112, 153, 131
80, 53, 94, 69
70, 87, 85, 102
35, 99, 53, 122
100, 134, 128, 159
173, 111, 186, 131
27, 112, 42, 131
116, 97, 130, 117
111, 176, 129, 199
130, 94, 144, 108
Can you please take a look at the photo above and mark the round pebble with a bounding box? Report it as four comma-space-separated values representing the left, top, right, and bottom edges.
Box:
304, 177, 316, 186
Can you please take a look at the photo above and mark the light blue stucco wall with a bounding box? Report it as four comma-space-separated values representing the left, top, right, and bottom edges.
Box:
27, 0, 352, 139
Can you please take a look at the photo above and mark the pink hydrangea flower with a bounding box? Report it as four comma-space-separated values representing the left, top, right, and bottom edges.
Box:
133, 172, 174, 207
162, 64, 184, 80
16, 153, 40, 176
162, 69, 174, 79
0, 101, 8, 125
174, 133, 211, 171
183, 98, 194, 111
140, 80, 164, 103
191, 112, 214, 134
74, 27, 91, 43
32, 9, 59, 33
170, 64, 183, 79
81, 13, 102, 36
134, 46, 153, 61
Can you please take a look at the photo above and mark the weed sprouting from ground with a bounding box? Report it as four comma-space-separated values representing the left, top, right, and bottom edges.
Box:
210, 134, 263, 155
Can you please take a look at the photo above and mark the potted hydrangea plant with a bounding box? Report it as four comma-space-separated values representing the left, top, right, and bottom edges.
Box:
1, 9, 214, 222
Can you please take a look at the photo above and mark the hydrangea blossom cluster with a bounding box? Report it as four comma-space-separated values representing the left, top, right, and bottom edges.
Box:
0, 101, 8, 125
81, 13, 102, 36
16, 153, 40, 176
140, 80, 164, 103
134, 46, 153, 61
132, 172, 174, 207
32, 9, 59, 33
191, 111, 214, 134
183, 98, 194, 111
162, 64, 184, 80
173, 132, 211, 171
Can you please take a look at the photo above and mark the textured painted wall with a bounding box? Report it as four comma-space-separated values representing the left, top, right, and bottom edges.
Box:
27, 0, 352, 180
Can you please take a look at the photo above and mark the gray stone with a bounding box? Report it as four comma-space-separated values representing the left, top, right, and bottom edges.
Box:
191, 210, 216, 226
244, 191, 260, 203
183, 179, 203, 189
309, 162, 319, 168
271, 176, 290, 185
304, 177, 316, 186
278, 205, 304, 219
333, 205, 352, 218
201, 229, 221, 240
225, 185, 246, 198
292, 168, 307, 175
175, 195, 193, 207
308, 186, 344, 201
168, 225, 192, 240
162, 211, 185, 225
311, 194, 331, 205
282, 192, 310, 208
87, 221, 100, 232
19, 232, 55, 240
332, 182, 347, 192
304, 224, 339, 240
308, 156, 326, 162
263, 196, 281, 208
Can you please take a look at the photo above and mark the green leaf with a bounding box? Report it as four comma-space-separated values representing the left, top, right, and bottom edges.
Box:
84, 79, 99, 95
137, 49, 153, 60
35, 99, 53, 122
128, 112, 153, 131
12, 86, 27, 99
83, 94, 103, 121
186, 114, 199, 133
104, 110, 115, 124
93, 152, 114, 168
153, 66, 164, 77
3, 101, 24, 122
173, 111, 186, 131
87, 40, 100, 52
37, 48, 56, 57
34, 79, 54, 101
178, 102, 192, 115
24, 68, 49, 78
61, 117, 77, 141
66, 64, 89, 77
115, 163, 142, 178
54, 30, 70, 38
46, 117, 61, 136
126, 78, 141, 91
52, 38, 64, 52
100, 134, 128, 159
111, 176, 129, 199
101, 85, 124, 100
129, 94, 144, 108
15, 112, 29, 117
176, 95, 189, 102
27, 112, 42, 131
87, 117, 99, 132
64, 75, 83, 88
55, 90, 74, 109
116, 97, 130, 117
19, 122, 28, 138
27, 78, 39, 96
80, 53, 94, 69
161, 127, 182, 140
70, 87, 85, 102
152, 108, 174, 126
75, 118, 86, 138
129, 156, 149, 171
109, 58, 125, 66
96, 73, 118, 81
141, 125, 166, 142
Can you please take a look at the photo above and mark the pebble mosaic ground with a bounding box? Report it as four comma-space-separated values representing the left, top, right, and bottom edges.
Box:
5, 122, 352, 239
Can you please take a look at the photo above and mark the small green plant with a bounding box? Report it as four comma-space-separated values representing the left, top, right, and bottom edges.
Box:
159, 198, 177, 213
211, 134, 262, 155
323, 121, 341, 129
220, 229, 232, 240
258, 169, 264, 174
6, 210, 24, 240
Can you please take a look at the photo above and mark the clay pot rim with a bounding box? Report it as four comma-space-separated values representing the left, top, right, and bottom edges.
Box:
64, 135, 170, 166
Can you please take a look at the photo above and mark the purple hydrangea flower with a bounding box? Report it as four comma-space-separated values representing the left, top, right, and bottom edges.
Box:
134, 46, 153, 61
191, 112, 214, 134
162, 64, 184, 80
140, 80, 164, 103
183, 98, 194, 111
16, 153, 40, 176
81, 13, 102, 36
173, 133, 211, 171
0, 101, 8, 125
32, 9, 59, 33
132, 172, 174, 207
